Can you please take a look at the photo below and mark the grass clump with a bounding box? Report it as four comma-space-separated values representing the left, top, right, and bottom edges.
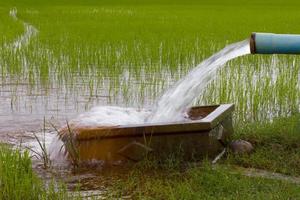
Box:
108, 162, 300, 199
225, 114, 300, 176
0, 145, 74, 200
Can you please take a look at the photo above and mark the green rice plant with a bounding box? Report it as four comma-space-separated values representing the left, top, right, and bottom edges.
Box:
0, 145, 73, 200
28, 131, 51, 169
63, 121, 80, 168
27, 118, 51, 169
0, 0, 300, 131
1, 1, 300, 199
51, 121, 80, 169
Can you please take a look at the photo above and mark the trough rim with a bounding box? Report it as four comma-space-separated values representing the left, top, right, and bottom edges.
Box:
72, 104, 235, 141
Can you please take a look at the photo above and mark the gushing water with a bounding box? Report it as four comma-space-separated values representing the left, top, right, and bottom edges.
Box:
148, 40, 251, 122
27, 107, 151, 165
34, 40, 250, 163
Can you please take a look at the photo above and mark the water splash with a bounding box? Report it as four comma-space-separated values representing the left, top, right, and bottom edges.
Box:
46, 106, 150, 164
34, 40, 250, 163
68, 106, 150, 127
148, 40, 250, 122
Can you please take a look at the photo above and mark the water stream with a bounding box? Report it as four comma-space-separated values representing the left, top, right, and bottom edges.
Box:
59, 40, 250, 129
1, 9, 254, 198
39, 39, 251, 165
2, 8, 298, 198
35, 40, 249, 164
148, 40, 250, 122
3, 6, 251, 192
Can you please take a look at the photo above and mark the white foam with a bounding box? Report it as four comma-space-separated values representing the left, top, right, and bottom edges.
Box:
46, 106, 150, 163
48, 134, 66, 164
69, 106, 151, 127
27, 40, 250, 164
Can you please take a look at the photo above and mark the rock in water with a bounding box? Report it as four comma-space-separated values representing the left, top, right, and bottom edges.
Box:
229, 139, 253, 154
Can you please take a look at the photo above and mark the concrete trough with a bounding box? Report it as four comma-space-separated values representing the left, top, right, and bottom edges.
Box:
59, 104, 234, 162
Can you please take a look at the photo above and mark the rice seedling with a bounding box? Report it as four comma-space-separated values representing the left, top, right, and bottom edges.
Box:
62, 121, 80, 168
0, 1, 299, 127
50, 121, 80, 169
27, 118, 52, 169
0, 144, 74, 200
1, 0, 300, 198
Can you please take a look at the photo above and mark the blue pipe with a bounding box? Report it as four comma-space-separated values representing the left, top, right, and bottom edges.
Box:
250, 32, 300, 54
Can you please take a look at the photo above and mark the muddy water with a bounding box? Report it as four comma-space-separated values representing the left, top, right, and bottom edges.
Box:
31, 159, 130, 198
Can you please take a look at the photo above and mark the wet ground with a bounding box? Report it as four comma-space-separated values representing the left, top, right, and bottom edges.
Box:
0, 81, 123, 197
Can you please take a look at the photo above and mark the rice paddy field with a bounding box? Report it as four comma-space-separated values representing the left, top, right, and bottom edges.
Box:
1, 0, 300, 199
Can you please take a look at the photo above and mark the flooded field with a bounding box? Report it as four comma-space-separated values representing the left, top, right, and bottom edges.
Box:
1, 0, 300, 198
1, 4, 299, 132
